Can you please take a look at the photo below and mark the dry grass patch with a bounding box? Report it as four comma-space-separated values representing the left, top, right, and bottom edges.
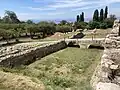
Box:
0, 71, 45, 90
0, 48, 103, 90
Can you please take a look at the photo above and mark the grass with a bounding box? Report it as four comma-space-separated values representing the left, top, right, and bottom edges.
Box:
0, 48, 103, 90
84, 28, 112, 38
0, 70, 45, 90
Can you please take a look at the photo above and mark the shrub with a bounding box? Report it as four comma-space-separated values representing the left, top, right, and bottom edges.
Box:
75, 22, 88, 29
100, 23, 107, 29
38, 21, 56, 38
0, 29, 13, 43
56, 25, 72, 33
88, 21, 100, 29
104, 18, 114, 28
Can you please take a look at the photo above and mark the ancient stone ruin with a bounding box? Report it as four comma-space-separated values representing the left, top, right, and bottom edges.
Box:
91, 20, 120, 90
0, 41, 67, 67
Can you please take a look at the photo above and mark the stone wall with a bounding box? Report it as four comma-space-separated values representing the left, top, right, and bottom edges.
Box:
65, 38, 104, 49
0, 41, 67, 67
91, 20, 120, 90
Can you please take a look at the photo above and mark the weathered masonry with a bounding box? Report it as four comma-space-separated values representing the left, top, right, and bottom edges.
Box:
0, 41, 67, 67
91, 20, 120, 90
65, 38, 104, 49
0, 33, 105, 67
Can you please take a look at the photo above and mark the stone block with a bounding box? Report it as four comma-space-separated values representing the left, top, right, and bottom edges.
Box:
110, 65, 119, 70
97, 82, 120, 90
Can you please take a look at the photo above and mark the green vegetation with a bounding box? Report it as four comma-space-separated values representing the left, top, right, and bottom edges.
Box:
77, 15, 80, 22
0, 48, 102, 90
0, 11, 73, 44
90, 6, 115, 29
93, 9, 99, 21
100, 9, 104, 22
75, 6, 116, 30
2, 10, 20, 23
76, 12, 85, 22
0, 6, 115, 45
104, 6, 108, 19
0, 5, 115, 90
56, 25, 72, 33
81, 12, 85, 22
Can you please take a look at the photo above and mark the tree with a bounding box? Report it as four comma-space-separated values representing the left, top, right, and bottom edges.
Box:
75, 22, 87, 29
100, 23, 107, 29
0, 17, 3, 23
77, 15, 80, 22
81, 12, 84, 22
26, 24, 39, 39
56, 25, 72, 33
104, 18, 113, 28
104, 6, 108, 19
109, 14, 117, 21
93, 9, 99, 21
3, 10, 20, 23
88, 21, 100, 29
0, 29, 13, 43
38, 21, 56, 38
59, 20, 68, 25
26, 20, 33, 24
77, 12, 84, 22
100, 9, 104, 22
79, 14, 82, 22
12, 27, 24, 42
104, 14, 117, 28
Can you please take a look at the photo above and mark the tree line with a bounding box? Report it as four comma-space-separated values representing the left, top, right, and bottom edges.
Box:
0, 11, 72, 43
93, 6, 108, 22
76, 6, 117, 29
77, 12, 84, 22
0, 6, 117, 43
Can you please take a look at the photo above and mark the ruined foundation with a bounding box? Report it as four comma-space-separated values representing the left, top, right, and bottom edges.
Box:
91, 20, 120, 90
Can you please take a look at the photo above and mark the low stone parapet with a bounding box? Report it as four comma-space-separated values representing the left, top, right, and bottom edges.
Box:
0, 40, 67, 67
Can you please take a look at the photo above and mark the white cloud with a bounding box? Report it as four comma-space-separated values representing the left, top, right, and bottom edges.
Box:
23, 7, 56, 11
24, 0, 100, 12
19, 0, 120, 20
72, 5, 102, 11
71, 0, 120, 11
48, 0, 99, 8
106, 0, 120, 3
17, 12, 65, 20
31, 0, 120, 10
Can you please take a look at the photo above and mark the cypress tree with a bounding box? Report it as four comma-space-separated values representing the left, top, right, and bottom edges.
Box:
104, 6, 108, 19
80, 14, 82, 22
77, 15, 80, 22
100, 9, 104, 22
81, 12, 84, 22
93, 9, 99, 21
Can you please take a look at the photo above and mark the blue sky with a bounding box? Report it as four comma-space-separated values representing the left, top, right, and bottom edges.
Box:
0, 0, 120, 21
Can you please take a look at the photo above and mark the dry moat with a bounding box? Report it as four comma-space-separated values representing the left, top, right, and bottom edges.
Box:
0, 47, 103, 90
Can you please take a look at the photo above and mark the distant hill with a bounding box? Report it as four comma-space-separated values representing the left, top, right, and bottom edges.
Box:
32, 17, 92, 23
117, 17, 120, 19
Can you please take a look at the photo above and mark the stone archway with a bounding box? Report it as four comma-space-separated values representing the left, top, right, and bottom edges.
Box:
87, 44, 104, 49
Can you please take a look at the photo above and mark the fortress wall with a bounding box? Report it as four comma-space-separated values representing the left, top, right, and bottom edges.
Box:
91, 20, 120, 90
0, 41, 67, 67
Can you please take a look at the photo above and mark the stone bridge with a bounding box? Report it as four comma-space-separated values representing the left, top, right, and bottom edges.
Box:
65, 38, 105, 48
